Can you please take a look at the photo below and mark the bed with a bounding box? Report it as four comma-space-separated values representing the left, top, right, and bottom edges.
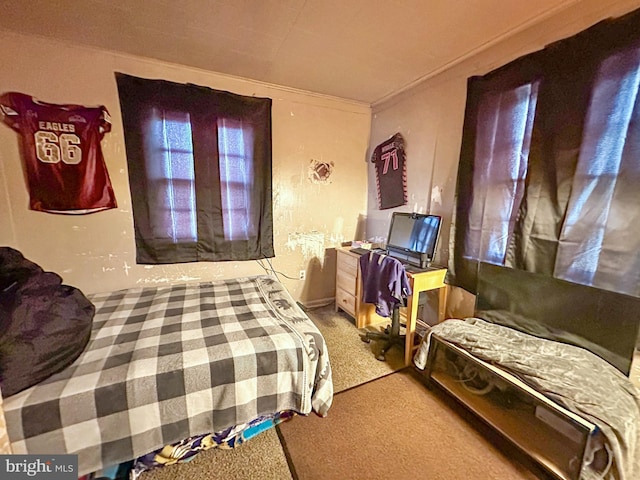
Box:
0, 248, 333, 477
414, 263, 640, 480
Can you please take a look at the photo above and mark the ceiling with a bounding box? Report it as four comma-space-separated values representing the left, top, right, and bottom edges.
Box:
0, 0, 579, 104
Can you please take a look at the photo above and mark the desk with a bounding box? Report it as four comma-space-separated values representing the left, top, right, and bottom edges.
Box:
335, 248, 448, 366
403, 267, 448, 364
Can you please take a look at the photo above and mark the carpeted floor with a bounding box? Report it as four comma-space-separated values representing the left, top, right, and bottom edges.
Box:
278, 368, 549, 480
304, 305, 405, 393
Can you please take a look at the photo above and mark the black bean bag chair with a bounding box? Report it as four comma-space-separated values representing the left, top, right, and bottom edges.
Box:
0, 247, 94, 397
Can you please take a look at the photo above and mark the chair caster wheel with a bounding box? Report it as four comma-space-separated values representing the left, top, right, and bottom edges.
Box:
361, 336, 371, 343
376, 353, 386, 361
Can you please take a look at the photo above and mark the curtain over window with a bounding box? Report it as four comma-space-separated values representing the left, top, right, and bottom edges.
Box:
450, 9, 640, 297
116, 73, 274, 264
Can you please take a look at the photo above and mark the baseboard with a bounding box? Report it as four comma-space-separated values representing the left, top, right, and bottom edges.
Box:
299, 297, 334, 310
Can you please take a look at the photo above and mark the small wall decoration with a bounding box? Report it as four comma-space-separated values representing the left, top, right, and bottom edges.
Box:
0, 91, 116, 214
371, 132, 407, 209
308, 159, 334, 184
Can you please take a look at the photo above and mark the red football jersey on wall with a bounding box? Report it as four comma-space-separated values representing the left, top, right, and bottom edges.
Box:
0, 92, 117, 214
371, 133, 407, 210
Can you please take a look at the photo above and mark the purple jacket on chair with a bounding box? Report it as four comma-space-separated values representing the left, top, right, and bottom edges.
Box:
359, 252, 412, 318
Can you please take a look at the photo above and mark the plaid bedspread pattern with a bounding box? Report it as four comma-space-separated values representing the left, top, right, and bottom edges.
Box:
3, 275, 333, 475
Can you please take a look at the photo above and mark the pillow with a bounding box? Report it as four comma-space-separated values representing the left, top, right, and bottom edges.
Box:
0, 247, 94, 397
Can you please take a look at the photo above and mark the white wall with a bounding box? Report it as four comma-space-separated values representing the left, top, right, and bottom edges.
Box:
0, 30, 371, 304
366, 0, 640, 319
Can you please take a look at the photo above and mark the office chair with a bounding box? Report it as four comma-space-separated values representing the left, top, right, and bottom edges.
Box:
358, 251, 411, 361
361, 303, 405, 361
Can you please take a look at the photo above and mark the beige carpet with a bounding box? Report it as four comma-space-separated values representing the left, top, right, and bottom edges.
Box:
305, 305, 405, 393
278, 369, 549, 480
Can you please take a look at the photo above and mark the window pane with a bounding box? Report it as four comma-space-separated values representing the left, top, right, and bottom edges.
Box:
556, 46, 640, 295
117, 73, 274, 264
218, 118, 254, 241
465, 81, 538, 264
145, 109, 197, 243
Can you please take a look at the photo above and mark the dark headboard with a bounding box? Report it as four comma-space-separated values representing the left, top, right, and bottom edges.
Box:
475, 262, 640, 375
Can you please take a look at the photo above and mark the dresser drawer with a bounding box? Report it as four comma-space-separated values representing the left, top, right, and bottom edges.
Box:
336, 287, 356, 316
337, 251, 359, 277
336, 269, 357, 293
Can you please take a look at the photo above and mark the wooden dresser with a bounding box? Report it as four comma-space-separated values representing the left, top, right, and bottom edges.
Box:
335, 248, 361, 321
335, 247, 448, 365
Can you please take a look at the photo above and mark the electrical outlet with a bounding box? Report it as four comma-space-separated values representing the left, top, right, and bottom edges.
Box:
299, 270, 306, 280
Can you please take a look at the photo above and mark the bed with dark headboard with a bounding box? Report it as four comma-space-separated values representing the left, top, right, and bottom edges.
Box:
414, 263, 640, 480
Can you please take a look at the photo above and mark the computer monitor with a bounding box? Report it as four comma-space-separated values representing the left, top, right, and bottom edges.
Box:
385, 212, 441, 268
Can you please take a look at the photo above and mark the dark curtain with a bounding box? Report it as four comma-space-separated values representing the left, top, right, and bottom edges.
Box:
116, 73, 274, 264
450, 9, 640, 297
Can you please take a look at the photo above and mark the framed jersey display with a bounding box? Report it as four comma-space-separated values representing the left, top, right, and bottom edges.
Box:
0, 92, 117, 214
370, 132, 407, 210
